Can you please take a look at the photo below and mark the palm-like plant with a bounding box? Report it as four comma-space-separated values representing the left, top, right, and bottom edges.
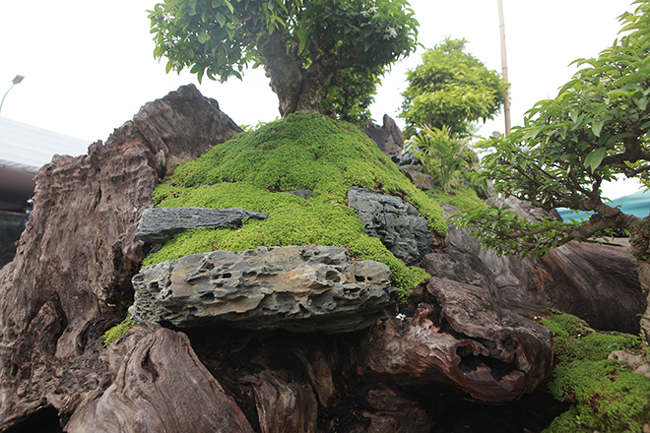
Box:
404, 125, 471, 192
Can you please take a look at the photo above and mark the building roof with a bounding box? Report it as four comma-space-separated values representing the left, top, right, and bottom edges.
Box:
0, 117, 90, 174
0, 117, 91, 210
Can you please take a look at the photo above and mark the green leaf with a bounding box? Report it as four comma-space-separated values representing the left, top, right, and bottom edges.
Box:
584, 147, 607, 172
198, 31, 208, 44
633, 96, 648, 110
216, 12, 225, 27
222, 0, 234, 14
592, 119, 604, 137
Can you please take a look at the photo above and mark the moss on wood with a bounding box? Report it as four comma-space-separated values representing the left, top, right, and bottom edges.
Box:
541, 312, 650, 433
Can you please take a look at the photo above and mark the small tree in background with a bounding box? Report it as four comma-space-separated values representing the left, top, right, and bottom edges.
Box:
458, 0, 650, 343
400, 37, 507, 137
149, 0, 419, 122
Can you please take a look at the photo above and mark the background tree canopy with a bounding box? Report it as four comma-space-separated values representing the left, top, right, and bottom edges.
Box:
400, 37, 507, 137
149, 0, 419, 123
458, 0, 650, 342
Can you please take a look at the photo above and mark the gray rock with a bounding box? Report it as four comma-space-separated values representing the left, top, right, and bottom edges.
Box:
401, 168, 435, 190
347, 187, 433, 265
129, 245, 395, 333
135, 207, 268, 243
390, 151, 421, 167
285, 190, 313, 199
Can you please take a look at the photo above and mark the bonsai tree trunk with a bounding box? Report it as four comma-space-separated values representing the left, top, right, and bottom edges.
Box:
257, 31, 326, 118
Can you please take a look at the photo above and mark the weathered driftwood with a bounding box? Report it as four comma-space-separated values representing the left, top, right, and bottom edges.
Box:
0, 84, 241, 430
66, 323, 254, 433
359, 277, 553, 403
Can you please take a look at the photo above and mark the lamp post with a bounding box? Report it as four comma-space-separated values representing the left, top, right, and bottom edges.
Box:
0, 75, 25, 116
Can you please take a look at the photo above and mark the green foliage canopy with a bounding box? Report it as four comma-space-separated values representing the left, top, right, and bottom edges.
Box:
149, 0, 419, 120
459, 1, 650, 260
400, 37, 507, 137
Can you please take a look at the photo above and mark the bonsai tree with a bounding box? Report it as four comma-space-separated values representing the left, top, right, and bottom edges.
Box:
400, 37, 507, 137
458, 1, 650, 343
149, 0, 419, 120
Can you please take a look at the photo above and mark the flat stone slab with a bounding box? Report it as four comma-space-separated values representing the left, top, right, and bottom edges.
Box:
129, 246, 395, 333
135, 207, 268, 243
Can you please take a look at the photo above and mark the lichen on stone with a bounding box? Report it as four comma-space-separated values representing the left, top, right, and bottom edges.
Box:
541, 311, 650, 433
144, 113, 444, 300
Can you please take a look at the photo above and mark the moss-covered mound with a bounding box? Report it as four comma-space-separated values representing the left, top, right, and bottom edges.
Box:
144, 113, 446, 300
541, 312, 650, 433
425, 185, 486, 213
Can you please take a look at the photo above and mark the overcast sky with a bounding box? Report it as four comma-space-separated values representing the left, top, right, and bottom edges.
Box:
0, 0, 641, 197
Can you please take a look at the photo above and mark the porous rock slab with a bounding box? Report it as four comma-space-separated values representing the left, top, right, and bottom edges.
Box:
130, 245, 395, 333
347, 187, 433, 265
135, 207, 268, 243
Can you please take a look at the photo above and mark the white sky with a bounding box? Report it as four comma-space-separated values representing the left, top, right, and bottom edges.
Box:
0, 0, 642, 198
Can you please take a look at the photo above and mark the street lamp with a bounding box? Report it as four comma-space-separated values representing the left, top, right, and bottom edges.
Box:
0, 75, 26, 116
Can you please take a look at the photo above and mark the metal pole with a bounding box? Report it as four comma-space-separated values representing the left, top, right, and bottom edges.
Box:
0, 75, 25, 116
498, 0, 511, 135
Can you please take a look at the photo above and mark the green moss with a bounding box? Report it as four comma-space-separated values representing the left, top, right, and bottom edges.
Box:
425, 186, 486, 213
102, 316, 136, 346
146, 113, 441, 295
541, 313, 650, 432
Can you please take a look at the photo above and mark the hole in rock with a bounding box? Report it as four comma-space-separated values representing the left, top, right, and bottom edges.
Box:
141, 349, 160, 383
4, 406, 63, 433
222, 273, 232, 278
200, 292, 215, 302
200, 261, 215, 271
354, 275, 365, 282
325, 270, 341, 283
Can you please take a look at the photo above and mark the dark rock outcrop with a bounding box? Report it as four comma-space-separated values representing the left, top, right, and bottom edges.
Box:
129, 246, 395, 333
348, 187, 433, 265
425, 201, 645, 333
359, 277, 553, 403
0, 84, 241, 430
135, 207, 268, 244
362, 114, 403, 157
402, 169, 435, 190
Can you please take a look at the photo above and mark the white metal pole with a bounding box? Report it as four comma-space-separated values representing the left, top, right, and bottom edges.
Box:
498, 0, 511, 135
